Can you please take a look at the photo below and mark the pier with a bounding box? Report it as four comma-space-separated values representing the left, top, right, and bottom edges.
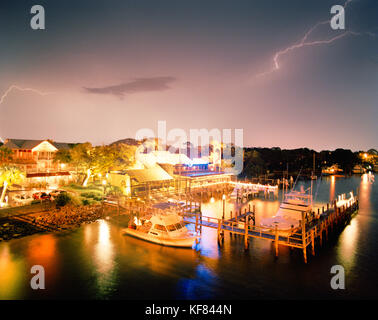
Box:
104, 182, 359, 264
182, 195, 359, 263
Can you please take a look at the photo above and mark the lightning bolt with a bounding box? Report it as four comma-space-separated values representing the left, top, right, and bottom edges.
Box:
0, 85, 55, 143
255, 0, 374, 78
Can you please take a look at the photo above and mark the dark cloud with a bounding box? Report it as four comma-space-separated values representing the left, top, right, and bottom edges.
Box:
83, 76, 176, 98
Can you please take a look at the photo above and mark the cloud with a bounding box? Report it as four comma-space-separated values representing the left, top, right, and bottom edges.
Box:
83, 76, 176, 98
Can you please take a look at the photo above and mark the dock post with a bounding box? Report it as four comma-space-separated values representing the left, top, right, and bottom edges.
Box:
319, 222, 323, 246
274, 225, 279, 257
230, 211, 233, 237
301, 211, 307, 263
221, 218, 225, 243
217, 222, 222, 246
325, 218, 329, 240
311, 229, 315, 256
244, 216, 249, 250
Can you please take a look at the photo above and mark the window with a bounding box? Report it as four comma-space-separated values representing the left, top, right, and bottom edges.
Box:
166, 224, 176, 232
154, 224, 167, 232
174, 223, 184, 230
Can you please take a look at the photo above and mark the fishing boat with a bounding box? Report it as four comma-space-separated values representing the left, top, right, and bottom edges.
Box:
336, 191, 355, 208
122, 210, 199, 248
260, 187, 313, 236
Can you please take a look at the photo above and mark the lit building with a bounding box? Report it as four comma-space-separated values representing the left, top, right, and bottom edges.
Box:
2, 139, 74, 187
322, 164, 343, 175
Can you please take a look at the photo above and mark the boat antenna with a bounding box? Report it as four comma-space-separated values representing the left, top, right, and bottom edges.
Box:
291, 167, 302, 191
313, 170, 323, 203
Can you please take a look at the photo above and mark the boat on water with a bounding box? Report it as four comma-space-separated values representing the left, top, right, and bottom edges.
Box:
122, 209, 199, 248
260, 187, 313, 236
336, 191, 355, 208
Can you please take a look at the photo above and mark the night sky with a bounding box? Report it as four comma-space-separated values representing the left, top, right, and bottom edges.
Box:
0, 0, 377, 151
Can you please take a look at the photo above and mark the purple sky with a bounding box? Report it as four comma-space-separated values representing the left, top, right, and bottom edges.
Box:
0, 0, 377, 151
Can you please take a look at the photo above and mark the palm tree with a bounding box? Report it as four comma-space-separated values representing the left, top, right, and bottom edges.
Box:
0, 165, 25, 207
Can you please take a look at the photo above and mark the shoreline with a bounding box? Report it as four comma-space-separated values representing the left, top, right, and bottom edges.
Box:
0, 204, 120, 242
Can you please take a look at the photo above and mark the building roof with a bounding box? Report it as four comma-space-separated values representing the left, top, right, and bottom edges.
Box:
137, 150, 202, 167
126, 166, 173, 183
3, 139, 74, 151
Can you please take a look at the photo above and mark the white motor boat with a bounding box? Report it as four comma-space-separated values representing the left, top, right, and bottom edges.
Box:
336, 192, 355, 208
260, 188, 313, 236
122, 211, 199, 248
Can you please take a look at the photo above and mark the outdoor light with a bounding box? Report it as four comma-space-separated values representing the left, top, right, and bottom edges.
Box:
210, 197, 215, 203
102, 180, 106, 186
222, 194, 226, 200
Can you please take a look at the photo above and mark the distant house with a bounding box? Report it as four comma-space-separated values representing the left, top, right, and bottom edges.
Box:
3, 139, 75, 187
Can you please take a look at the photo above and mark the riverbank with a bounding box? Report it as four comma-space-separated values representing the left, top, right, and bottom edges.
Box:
0, 218, 42, 241
0, 203, 115, 242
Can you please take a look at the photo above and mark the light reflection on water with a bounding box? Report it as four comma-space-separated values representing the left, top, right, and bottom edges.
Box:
0, 245, 25, 299
0, 175, 376, 299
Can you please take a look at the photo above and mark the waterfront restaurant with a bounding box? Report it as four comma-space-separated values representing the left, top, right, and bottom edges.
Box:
109, 149, 232, 198
2, 139, 75, 188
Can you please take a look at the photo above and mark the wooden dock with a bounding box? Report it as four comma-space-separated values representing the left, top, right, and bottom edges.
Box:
182, 197, 359, 263
104, 188, 359, 264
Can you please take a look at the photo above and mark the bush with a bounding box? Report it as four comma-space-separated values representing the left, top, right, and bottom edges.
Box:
82, 199, 90, 206
58, 179, 67, 187
56, 193, 72, 207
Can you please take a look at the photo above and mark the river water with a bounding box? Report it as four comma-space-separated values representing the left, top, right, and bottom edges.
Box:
0, 175, 376, 299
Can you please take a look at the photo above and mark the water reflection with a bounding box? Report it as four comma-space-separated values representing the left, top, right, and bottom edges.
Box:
92, 220, 117, 297
27, 234, 59, 287
337, 218, 359, 270
0, 176, 376, 299
330, 176, 336, 202
0, 245, 25, 299
360, 174, 373, 214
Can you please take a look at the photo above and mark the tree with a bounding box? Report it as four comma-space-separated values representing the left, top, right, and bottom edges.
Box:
0, 147, 13, 164
70, 143, 94, 186
53, 149, 72, 164
111, 144, 137, 170
65, 143, 137, 187
0, 165, 25, 206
